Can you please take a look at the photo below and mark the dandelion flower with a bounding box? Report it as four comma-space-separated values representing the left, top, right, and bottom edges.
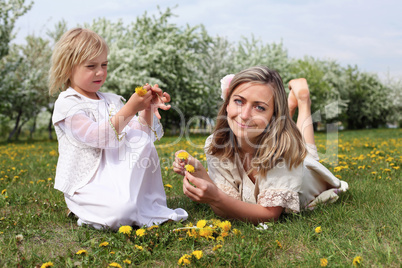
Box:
177, 151, 189, 160
1, 189, 6, 195
192, 250, 203, 259
164, 184, 173, 188
185, 164, 195, 173
232, 228, 241, 236
275, 240, 282, 248
135, 86, 147, 96
353, 256, 362, 266
134, 245, 144, 251
15, 234, 23, 242
99, 241, 109, 247
219, 220, 231, 232
136, 228, 146, 237
40, 262, 53, 268
196, 220, 207, 228
315, 226, 322, 233
76, 249, 88, 255
178, 254, 191, 265
123, 259, 131, 264
213, 244, 223, 251
108, 262, 122, 268
118, 225, 132, 235
320, 258, 328, 267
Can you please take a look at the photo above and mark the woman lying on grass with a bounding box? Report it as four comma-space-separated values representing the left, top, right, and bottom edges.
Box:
173, 66, 348, 224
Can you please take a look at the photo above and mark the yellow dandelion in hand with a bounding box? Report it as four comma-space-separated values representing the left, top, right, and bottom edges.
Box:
136, 228, 146, 237
76, 249, 88, 255
353, 256, 362, 266
99, 241, 109, 247
135, 86, 147, 96
192, 250, 203, 260
213, 244, 222, 251
40, 262, 53, 268
108, 262, 122, 268
178, 254, 191, 265
196, 220, 207, 228
118, 225, 132, 235
185, 164, 195, 173
315, 226, 322, 233
177, 151, 189, 160
320, 258, 328, 267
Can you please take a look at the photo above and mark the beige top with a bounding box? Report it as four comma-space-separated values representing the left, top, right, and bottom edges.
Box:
205, 135, 348, 212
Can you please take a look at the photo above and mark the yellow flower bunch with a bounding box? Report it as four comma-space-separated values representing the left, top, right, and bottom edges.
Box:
185, 164, 195, 173
178, 254, 191, 265
135, 86, 148, 96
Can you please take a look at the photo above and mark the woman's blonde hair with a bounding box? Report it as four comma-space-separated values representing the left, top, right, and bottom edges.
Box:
207, 66, 307, 176
48, 28, 109, 95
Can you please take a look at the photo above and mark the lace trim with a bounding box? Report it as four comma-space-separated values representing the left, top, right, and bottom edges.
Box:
217, 183, 241, 200
257, 188, 300, 212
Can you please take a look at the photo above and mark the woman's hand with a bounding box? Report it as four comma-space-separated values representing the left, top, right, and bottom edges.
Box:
173, 150, 208, 180
182, 171, 221, 204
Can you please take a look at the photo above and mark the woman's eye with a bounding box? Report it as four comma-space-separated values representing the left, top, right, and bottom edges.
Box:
234, 99, 242, 105
255, 105, 266, 111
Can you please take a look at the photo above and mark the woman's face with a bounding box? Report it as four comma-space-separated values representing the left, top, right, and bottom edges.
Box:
226, 82, 275, 144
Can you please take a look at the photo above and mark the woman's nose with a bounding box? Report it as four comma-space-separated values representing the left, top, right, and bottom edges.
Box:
240, 105, 252, 120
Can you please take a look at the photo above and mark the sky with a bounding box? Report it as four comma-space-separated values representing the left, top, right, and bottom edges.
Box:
13, 0, 402, 80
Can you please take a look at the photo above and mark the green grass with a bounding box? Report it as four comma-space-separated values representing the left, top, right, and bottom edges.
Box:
0, 129, 400, 267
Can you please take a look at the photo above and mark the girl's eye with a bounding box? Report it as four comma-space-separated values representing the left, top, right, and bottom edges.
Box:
102, 63, 108, 67
86, 65, 95, 68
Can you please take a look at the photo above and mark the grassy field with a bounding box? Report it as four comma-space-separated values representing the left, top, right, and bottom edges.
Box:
0, 129, 400, 267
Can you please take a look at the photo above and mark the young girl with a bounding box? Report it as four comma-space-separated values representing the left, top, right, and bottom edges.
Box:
50, 28, 187, 230
173, 66, 348, 224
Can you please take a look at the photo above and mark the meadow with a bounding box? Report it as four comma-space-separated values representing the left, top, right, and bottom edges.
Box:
0, 128, 400, 267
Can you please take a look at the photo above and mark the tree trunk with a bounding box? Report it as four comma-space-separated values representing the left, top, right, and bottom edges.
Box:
8, 110, 22, 141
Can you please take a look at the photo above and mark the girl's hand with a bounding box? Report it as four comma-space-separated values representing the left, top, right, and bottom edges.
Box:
149, 84, 171, 119
128, 84, 153, 112
173, 150, 208, 179
183, 171, 220, 204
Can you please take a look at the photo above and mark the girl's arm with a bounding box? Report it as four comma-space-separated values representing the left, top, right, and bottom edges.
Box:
183, 171, 283, 224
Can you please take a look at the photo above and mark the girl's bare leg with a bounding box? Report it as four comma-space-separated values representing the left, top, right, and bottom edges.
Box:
288, 79, 315, 145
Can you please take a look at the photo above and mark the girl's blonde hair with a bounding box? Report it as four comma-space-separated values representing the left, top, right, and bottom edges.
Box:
207, 66, 307, 176
48, 28, 109, 95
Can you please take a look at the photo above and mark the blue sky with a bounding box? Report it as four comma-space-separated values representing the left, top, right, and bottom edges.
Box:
14, 0, 402, 80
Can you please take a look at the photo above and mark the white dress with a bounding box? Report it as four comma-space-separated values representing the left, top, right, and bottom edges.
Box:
54, 90, 187, 230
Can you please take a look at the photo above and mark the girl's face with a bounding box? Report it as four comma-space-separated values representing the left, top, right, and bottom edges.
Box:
226, 82, 275, 144
70, 50, 108, 99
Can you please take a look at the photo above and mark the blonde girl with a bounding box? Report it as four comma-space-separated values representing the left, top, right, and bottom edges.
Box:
50, 28, 187, 230
173, 66, 347, 224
